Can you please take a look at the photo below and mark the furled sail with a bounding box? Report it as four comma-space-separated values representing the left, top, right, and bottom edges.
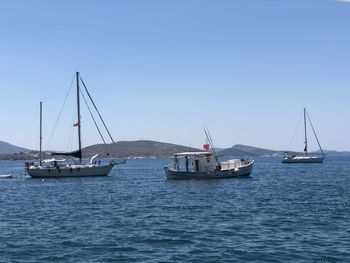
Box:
50, 150, 82, 159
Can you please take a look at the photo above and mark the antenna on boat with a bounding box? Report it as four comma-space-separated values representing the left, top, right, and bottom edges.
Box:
203, 125, 219, 165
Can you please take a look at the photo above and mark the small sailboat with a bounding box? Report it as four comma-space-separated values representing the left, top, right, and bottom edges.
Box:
282, 108, 325, 164
25, 72, 117, 178
164, 127, 254, 179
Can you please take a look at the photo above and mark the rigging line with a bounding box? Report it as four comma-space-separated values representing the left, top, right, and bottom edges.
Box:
286, 110, 303, 151
206, 125, 216, 153
23, 106, 40, 152
80, 88, 106, 144
306, 111, 325, 157
79, 76, 115, 143
204, 125, 215, 152
66, 99, 77, 153
42, 75, 75, 104
46, 76, 75, 150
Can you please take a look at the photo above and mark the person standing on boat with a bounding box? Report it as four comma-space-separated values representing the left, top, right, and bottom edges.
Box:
185, 156, 189, 172
174, 155, 179, 170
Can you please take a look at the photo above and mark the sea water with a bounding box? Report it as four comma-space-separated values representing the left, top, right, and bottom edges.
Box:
0, 157, 349, 262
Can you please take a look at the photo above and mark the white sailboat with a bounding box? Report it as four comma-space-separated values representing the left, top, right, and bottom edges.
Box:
282, 108, 325, 164
26, 72, 117, 178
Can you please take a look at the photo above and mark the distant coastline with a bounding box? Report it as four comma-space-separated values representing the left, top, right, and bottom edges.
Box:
1, 140, 350, 161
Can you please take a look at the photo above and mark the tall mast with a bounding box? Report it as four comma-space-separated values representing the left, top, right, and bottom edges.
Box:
76, 72, 82, 164
39, 101, 42, 166
304, 107, 308, 156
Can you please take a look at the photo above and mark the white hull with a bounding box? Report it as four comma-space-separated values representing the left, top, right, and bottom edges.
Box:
26, 164, 115, 178
0, 174, 12, 179
282, 156, 324, 164
164, 161, 254, 180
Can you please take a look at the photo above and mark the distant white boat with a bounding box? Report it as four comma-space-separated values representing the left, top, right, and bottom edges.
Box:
0, 174, 12, 179
282, 155, 324, 164
26, 72, 117, 178
282, 108, 325, 164
164, 152, 254, 179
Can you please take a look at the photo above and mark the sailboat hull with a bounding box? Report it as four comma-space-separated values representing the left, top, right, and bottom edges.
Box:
282, 156, 325, 164
26, 164, 115, 178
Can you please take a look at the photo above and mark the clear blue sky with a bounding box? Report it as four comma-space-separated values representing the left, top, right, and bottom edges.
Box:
1, 0, 350, 152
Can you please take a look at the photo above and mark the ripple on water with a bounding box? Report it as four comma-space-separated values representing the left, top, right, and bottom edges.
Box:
0, 158, 349, 262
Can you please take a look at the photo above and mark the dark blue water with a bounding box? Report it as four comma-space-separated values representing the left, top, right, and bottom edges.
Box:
0, 157, 349, 262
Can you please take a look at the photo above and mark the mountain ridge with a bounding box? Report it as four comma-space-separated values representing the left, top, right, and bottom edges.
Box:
0, 141, 29, 154
81, 140, 201, 158
1, 139, 350, 159
219, 144, 284, 157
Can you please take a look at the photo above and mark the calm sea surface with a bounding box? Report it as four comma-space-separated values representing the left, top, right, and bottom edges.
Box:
0, 157, 349, 262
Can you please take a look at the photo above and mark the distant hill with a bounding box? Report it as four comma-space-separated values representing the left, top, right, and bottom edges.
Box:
1, 139, 350, 160
82, 140, 201, 158
219, 145, 350, 158
315, 150, 350, 157
82, 142, 350, 158
219, 144, 284, 157
0, 141, 29, 154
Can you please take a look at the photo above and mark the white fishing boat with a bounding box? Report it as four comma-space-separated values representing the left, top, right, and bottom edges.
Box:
164, 127, 254, 179
25, 72, 118, 178
282, 108, 325, 164
164, 152, 254, 179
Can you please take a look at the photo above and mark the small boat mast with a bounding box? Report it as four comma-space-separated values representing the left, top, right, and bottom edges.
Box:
304, 107, 308, 157
76, 72, 82, 164
39, 101, 43, 166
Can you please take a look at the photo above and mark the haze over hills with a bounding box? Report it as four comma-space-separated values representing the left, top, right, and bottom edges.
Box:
0, 141, 29, 154
1, 139, 350, 159
82, 141, 350, 158
219, 145, 350, 158
219, 144, 284, 157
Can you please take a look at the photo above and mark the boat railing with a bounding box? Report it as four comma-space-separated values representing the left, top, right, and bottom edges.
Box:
165, 162, 174, 167
165, 162, 191, 172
